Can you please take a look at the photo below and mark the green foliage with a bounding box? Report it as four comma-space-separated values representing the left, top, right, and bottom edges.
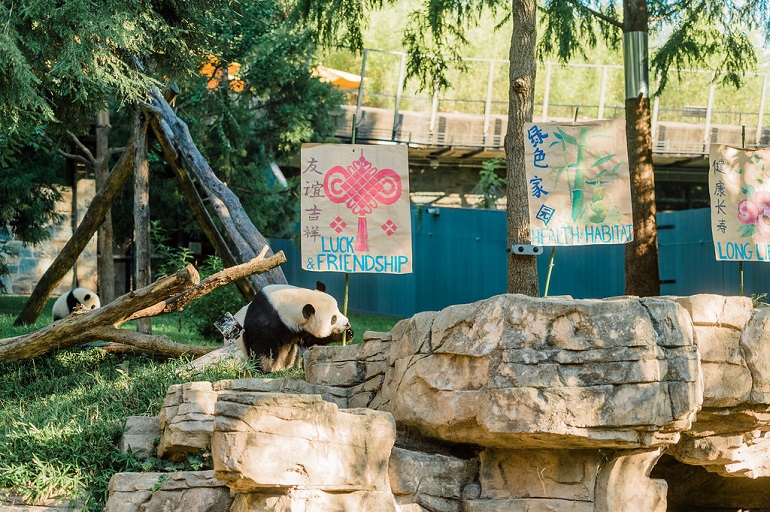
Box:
150, 223, 246, 340
0, 348, 245, 509
537, 0, 770, 95
125, 0, 342, 246
651, 4, 761, 91
291, 0, 391, 50
1, 0, 232, 151
4, 0, 345, 252
178, 0, 346, 165
182, 256, 247, 340
0, 146, 64, 244
150, 221, 194, 279
472, 157, 506, 209
401, 0, 506, 91
538, 0, 621, 63
294, 0, 510, 92
752, 293, 770, 308
0, 144, 65, 291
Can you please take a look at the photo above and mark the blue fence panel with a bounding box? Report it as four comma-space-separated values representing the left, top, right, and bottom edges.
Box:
536, 244, 626, 299
658, 208, 770, 298
271, 206, 770, 319
413, 207, 508, 311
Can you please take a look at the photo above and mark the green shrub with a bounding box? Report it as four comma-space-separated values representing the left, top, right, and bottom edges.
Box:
181, 256, 247, 340
150, 222, 247, 341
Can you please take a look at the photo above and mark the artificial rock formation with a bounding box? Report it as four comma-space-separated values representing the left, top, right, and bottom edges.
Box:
109, 293, 770, 511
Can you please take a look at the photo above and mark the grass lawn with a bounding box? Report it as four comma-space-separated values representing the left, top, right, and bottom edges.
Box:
0, 294, 401, 510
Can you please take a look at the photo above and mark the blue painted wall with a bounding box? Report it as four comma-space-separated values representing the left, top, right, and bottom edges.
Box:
272, 207, 770, 318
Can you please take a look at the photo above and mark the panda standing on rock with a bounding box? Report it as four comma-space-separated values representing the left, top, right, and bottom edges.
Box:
52, 287, 101, 321
232, 281, 353, 373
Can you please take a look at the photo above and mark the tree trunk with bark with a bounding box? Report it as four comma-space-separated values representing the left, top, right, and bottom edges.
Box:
623, 0, 660, 297
146, 100, 255, 301
134, 111, 152, 334
144, 87, 287, 288
94, 110, 116, 304
505, 0, 540, 296
0, 251, 285, 361
15, 85, 280, 325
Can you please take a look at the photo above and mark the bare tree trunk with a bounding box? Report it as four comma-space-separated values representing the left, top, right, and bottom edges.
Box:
147, 107, 255, 301
144, 87, 287, 288
505, 0, 540, 296
15, 140, 135, 326
623, 0, 660, 297
95, 110, 116, 304
134, 111, 152, 333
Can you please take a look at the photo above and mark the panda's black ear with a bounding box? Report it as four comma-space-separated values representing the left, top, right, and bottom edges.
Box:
302, 304, 316, 319
315, 281, 327, 293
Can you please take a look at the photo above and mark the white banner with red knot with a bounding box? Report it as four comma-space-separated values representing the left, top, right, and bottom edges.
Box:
300, 144, 412, 274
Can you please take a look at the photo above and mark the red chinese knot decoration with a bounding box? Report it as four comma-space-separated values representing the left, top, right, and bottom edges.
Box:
323, 151, 402, 251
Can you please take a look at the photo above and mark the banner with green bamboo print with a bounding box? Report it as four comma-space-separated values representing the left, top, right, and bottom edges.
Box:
524, 120, 633, 246
709, 144, 770, 262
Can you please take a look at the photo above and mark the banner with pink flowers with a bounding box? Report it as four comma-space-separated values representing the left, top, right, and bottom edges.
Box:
300, 143, 412, 274
709, 145, 770, 261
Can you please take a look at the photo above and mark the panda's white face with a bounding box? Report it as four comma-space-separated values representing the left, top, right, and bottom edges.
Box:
76, 289, 101, 311
301, 292, 350, 339
266, 285, 349, 339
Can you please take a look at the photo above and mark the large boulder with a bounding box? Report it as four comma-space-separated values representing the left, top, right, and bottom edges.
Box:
157, 378, 349, 461
104, 471, 231, 512
665, 295, 770, 478
371, 294, 702, 449
212, 392, 395, 493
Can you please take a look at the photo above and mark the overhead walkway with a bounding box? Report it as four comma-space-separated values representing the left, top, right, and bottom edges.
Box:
329, 49, 769, 177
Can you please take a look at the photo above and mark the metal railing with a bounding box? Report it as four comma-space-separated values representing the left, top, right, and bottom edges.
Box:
331, 48, 770, 156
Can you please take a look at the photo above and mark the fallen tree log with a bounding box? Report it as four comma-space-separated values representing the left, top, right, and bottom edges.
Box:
0, 251, 286, 361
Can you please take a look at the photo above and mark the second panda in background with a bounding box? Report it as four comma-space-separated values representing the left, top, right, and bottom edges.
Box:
233, 281, 353, 373
52, 287, 101, 321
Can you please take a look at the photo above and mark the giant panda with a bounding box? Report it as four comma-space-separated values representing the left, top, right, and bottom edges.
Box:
236, 281, 353, 373
52, 287, 101, 321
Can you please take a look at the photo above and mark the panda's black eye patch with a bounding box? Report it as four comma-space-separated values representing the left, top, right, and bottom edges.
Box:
331, 315, 337, 325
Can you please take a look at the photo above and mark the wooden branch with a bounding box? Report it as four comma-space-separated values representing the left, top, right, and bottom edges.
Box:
68, 131, 96, 163
145, 99, 255, 300
2, 265, 199, 360
209, 194, 257, 262
87, 326, 214, 358
56, 149, 92, 167
564, 0, 623, 29
126, 248, 283, 322
2, 245, 285, 360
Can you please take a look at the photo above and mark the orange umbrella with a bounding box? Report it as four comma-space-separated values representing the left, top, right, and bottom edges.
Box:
312, 65, 365, 91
